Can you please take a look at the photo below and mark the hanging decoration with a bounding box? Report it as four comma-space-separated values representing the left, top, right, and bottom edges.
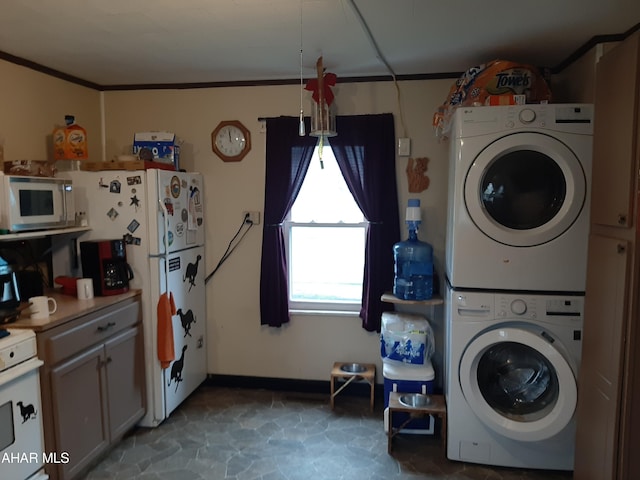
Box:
298, 47, 305, 136
305, 56, 337, 167
298, 0, 305, 136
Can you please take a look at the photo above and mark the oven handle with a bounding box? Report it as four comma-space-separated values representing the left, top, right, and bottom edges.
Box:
0, 357, 44, 387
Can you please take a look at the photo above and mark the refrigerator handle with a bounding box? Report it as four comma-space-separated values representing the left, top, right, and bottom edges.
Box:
158, 198, 171, 293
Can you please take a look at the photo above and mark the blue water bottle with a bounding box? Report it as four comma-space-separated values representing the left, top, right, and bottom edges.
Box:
393, 199, 434, 300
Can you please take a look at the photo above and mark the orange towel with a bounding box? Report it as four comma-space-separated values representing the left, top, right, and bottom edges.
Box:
157, 291, 176, 369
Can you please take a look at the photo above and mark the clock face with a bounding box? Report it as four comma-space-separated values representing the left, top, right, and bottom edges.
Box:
215, 125, 246, 156
211, 121, 251, 162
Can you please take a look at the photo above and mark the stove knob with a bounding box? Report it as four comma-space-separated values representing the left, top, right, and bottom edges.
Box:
511, 299, 527, 315
519, 109, 536, 123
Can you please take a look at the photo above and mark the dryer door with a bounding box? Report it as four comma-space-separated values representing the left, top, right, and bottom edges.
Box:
459, 327, 577, 442
464, 132, 586, 247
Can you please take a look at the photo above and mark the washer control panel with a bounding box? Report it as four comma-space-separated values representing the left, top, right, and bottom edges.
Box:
495, 294, 584, 320
497, 295, 539, 319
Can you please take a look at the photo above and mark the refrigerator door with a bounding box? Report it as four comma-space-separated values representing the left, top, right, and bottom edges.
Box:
61, 169, 207, 427
146, 169, 205, 256
156, 245, 207, 417
63, 170, 152, 252
61, 170, 152, 295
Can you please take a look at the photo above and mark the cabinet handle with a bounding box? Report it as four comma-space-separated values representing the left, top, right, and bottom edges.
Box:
97, 322, 116, 332
98, 357, 113, 368
617, 244, 626, 254
618, 214, 627, 225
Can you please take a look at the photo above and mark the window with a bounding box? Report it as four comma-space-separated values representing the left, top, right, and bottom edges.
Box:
285, 144, 367, 312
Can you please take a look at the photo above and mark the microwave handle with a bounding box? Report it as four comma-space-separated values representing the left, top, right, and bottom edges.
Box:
62, 182, 74, 224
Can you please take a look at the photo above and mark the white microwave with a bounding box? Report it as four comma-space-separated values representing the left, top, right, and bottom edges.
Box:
0, 174, 75, 232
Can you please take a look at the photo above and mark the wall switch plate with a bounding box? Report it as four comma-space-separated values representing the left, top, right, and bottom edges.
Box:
243, 211, 261, 225
398, 137, 411, 157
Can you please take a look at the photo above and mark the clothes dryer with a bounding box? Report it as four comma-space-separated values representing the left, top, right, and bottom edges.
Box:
446, 104, 593, 292
444, 285, 583, 470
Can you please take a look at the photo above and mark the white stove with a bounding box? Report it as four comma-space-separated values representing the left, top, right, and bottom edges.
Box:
0, 328, 48, 480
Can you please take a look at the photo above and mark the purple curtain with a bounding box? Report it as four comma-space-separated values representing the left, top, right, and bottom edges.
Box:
260, 113, 400, 332
260, 116, 316, 327
330, 114, 400, 332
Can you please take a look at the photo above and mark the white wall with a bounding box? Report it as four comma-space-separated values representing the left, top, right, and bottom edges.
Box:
102, 79, 452, 383
2, 53, 600, 386
0, 61, 101, 162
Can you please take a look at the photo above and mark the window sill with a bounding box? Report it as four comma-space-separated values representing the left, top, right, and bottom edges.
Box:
289, 309, 361, 317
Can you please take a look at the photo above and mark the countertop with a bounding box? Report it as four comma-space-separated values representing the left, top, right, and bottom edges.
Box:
9, 289, 142, 332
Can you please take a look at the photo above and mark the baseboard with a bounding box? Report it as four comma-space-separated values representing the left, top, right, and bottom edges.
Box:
206, 373, 385, 398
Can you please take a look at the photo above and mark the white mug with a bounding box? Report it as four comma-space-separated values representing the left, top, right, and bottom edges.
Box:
29, 296, 57, 319
77, 278, 94, 300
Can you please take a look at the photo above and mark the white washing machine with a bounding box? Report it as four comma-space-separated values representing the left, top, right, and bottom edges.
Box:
444, 286, 583, 470
446, 104, 593, 292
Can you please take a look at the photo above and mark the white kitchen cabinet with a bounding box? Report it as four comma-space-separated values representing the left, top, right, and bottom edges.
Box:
574, 30, 640, 480
12, 292, 145, 480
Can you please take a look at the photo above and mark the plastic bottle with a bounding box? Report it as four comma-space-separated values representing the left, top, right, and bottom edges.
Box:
393, 199, 434, 300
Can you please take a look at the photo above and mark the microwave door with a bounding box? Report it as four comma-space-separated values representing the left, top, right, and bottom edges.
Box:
5, 177, 71, 231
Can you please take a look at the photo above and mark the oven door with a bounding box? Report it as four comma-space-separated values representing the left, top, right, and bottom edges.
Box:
0, 357, 46, 480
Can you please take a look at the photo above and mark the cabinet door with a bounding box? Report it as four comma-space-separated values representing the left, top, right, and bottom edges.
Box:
590, 32, 640, 228
50, 343, 109, 480
105, 326, 146, 440
574, 234, 630, 480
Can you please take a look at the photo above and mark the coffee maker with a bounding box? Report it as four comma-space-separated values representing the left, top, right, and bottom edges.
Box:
0, 257, 21, 323
80, 239, 133, 296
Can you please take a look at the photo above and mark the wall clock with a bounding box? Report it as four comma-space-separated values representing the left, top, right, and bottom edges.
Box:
211, 120, 251, 162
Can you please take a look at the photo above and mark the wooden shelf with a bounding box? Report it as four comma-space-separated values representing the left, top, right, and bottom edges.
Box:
0, 226, 91, 241
381, 292, 443, 306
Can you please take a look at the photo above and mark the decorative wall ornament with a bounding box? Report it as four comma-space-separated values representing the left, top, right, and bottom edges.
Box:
406, 157, 431, 193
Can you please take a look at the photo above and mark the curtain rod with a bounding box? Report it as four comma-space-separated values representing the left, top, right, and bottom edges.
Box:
257, 116, 300, 122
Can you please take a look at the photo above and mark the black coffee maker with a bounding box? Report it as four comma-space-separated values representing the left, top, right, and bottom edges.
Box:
0, 256, 21, 324
80, 239, 134, 296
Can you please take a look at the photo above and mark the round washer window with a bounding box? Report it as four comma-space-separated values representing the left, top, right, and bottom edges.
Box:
459, 327, 577, 441
477, 342, 558, 422
465, 132, 586, 247
481, 150, 567, 230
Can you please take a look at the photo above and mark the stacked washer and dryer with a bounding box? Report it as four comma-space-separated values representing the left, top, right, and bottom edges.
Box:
444, 104, 593, 471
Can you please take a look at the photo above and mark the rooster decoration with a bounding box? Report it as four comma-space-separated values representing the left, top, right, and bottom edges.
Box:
304, 56, 337, 166
305, 57, 337, 112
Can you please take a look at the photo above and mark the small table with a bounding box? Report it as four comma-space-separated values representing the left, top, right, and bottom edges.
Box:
387, 391, 447, 454
330, 362, 376, 412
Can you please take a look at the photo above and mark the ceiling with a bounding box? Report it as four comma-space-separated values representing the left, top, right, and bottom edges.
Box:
0, 0, 639, 88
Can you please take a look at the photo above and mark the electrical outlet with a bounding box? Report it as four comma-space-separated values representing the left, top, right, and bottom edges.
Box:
243, 211, 260, 225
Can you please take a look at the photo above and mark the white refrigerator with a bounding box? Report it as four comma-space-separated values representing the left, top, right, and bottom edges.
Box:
65, 168, 206, 427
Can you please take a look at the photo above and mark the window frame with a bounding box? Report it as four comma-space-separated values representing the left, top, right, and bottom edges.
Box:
284, 219, 368, 313
283, 146, 367, 314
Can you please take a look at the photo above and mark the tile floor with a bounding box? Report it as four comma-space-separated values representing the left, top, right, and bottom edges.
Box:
81, 384, 573, 480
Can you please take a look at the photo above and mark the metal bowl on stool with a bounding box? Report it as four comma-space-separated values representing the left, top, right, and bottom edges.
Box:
340, 363, 367, 374
399, 393, 432, 408
340, 363, 367, 380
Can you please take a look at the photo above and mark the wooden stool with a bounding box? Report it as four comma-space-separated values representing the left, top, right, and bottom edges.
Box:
387, 391, 447, 454
330, 362, 376, 412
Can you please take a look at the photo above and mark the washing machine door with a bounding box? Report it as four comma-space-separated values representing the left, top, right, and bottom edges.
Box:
459, 327, 577, 442
464, 132, 586, 247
